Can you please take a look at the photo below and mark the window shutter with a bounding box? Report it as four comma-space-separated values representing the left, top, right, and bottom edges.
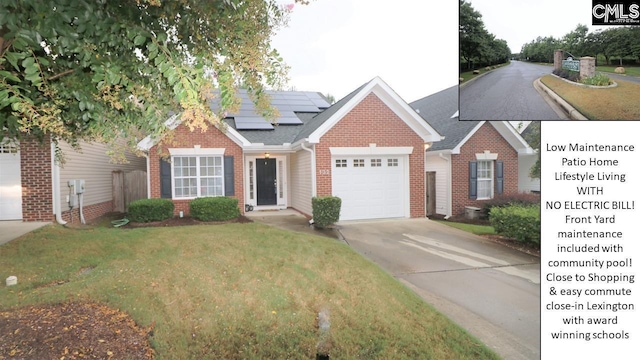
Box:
160, 159, 172, 199
496, 160, 504, 195
469, 161, 477, 200
224, 156, 235, 196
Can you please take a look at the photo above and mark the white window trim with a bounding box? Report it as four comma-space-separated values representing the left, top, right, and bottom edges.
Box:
475, 150, 498, 161
171, 154, 225, 200
169, 147, 225, 156
476, 160, 494, 200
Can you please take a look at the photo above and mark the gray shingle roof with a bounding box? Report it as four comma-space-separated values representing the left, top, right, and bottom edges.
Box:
292, 82, 367, 143
409, 86, 478, 151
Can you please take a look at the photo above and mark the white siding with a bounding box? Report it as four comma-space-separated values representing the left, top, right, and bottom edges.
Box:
518, 153, 540, 193
290, 150, 312, 216
425, 153, 451, 216
58, 141, 146, 208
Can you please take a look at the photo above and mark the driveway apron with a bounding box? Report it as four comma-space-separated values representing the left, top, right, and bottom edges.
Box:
339, 218, 540, 360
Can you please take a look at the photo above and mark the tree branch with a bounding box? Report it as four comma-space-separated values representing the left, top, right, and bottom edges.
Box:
47, 69, 75, 81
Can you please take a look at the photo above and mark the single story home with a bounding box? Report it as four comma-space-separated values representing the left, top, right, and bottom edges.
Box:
410, 86, 537, 218
138, 77, 444, 221
0, 136, 145, 223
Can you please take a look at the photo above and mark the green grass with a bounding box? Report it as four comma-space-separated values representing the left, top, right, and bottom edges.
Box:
596, 66, 640, 77
459, 61, 511, 83
433, 220, 496, 236
541, 74, 640, 120
0, 224, 499, 359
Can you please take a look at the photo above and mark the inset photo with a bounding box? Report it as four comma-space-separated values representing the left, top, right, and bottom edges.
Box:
459, 0, 640, 120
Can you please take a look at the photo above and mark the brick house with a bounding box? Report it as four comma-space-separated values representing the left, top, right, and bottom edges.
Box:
138, 77, 443, 221
0, 136, 145, 223
410, 86, 537, 218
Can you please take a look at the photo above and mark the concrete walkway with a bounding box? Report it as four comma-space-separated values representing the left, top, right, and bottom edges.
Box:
0, 221, 50, 246
244, 209, 339, 239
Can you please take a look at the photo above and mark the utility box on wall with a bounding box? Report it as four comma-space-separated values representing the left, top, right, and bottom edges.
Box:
68, 179, 85, 194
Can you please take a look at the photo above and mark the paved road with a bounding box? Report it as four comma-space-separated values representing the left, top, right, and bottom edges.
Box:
339, 219, 540, 360
460, 61, 561, 120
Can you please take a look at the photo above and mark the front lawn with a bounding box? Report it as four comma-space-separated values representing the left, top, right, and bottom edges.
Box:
540, 74, 640, 120
0, 223, 499, 359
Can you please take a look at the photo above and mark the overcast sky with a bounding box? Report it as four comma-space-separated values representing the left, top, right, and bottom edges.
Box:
272, 0, 458, 103
467, 0, 600, 55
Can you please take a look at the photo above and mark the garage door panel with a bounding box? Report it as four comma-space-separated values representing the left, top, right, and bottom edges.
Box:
332, 155, 407, 221
0, 144, 23, 220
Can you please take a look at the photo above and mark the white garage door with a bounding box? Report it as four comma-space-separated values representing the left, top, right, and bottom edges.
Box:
0, 142, 23, 220
332, 155, 408, 221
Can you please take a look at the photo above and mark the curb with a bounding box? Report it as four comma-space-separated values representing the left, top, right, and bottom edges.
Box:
534, 78, 588, 120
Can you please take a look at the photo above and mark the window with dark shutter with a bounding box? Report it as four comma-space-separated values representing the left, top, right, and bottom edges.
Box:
160, 159, 172, 199
469, 161, 477, 200
496, 160, 504, 195
224, 156, 234, 196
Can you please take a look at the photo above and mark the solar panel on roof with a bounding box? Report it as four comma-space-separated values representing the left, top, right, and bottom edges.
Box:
276, 116, 304, 125
291, 105, 320, 112
311, 98, 331, 108
234, 117, 274, 130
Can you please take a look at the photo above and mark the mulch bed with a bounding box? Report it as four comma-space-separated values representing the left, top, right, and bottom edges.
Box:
0, 302, 154, 359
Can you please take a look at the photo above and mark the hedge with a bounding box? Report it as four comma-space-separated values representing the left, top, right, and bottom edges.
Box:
128, 198, 174, 222
190, 197, 240, 222
312, 196, 341, 228
489, 204, 540, 245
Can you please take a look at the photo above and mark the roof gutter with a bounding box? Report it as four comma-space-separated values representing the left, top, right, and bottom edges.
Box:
301, 140, 317, 197
50, 141, 67, 225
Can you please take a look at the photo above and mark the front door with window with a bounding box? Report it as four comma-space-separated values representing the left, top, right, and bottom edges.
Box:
256, 158, 277, 205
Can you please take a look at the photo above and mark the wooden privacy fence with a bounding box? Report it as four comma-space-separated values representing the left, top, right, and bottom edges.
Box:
113, 170, 147, 212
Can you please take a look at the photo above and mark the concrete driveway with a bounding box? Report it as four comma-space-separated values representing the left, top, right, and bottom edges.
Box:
0, 221, 50, 246
339, 218, 540, 360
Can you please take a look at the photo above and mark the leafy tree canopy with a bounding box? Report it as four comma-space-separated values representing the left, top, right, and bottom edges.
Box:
0, 0, 307, 150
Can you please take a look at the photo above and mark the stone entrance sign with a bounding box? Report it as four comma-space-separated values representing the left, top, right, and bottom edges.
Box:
553, 50, 596, 79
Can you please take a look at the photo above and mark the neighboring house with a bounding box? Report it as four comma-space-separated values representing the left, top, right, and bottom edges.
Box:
0, 136, 145, 223
410, 86, 536, 218
138, 77, 443, 221
517, 121, 541, 194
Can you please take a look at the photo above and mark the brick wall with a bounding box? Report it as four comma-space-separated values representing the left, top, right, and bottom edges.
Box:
148, 124, 244, 217
62, 200, 114, 224
20, 136, 54, 222
315, 93, 426, 218
450, 122, 519, 216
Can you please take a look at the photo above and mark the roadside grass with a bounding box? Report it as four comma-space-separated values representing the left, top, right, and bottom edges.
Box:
596, 65, 640, 77
540, 74, 640, 120
433, 220, 496, 236
0, 224, 499, 359
459, 61, 511, 83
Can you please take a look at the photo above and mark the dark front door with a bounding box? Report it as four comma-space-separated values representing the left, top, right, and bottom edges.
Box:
256, 158, 277, 205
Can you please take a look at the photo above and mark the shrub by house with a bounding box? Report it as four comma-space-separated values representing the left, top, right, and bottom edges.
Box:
190, 197, 240, 222
128, 199, 174, 222
312, 196, 342, 228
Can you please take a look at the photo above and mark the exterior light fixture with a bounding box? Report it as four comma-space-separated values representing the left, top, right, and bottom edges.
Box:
424, 143, 432, 151
265, 152, 270, 159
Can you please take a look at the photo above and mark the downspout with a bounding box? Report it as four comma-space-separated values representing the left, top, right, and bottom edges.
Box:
438, 153, 452, 219
301, 141, 317, 197
144, 153, 151, 198
50, 142, 67, 225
